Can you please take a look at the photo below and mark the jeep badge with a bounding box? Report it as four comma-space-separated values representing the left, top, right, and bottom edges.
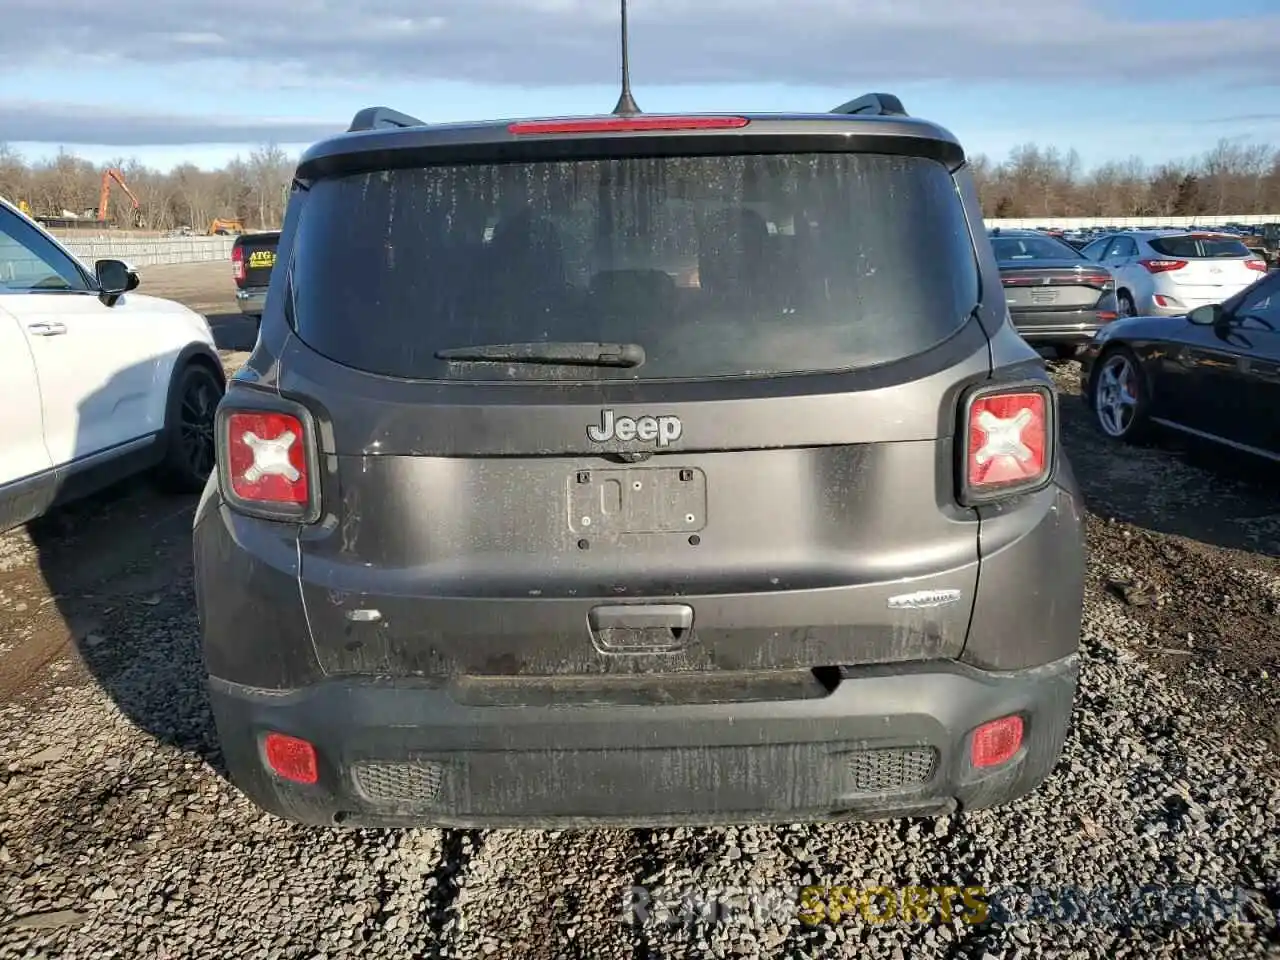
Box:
588, 409, 682, 447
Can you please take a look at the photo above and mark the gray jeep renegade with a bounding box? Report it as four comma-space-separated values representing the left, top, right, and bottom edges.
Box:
193, 93, 1086, 829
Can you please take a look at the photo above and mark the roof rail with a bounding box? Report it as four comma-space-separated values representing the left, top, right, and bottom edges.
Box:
347, 106, 426, 133
830, 93, 908, 117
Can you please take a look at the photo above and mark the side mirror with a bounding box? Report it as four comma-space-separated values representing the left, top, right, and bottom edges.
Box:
95, 259, 138, 303
1187, 303, 1225, 327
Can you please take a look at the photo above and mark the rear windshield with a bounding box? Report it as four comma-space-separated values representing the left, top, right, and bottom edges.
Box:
289, 152, 979, 381
991, 235, 1082, 262
1148, 235, 1252, 259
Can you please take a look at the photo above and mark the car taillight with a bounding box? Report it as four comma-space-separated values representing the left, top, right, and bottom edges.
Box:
1096, 311, 1118, 322
231, 245, 245, 283
1139, 258, 1187, 274
1245, 258, 1267, 273
218, 406, 319, 522
960, 387, 1052, 504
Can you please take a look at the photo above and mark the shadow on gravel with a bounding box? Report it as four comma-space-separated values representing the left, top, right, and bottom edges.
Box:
1056, 379, 1280, 560
206, 311, 258, 352
17, 360, 228, 777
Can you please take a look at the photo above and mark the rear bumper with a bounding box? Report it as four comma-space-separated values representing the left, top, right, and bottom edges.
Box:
235, 287, 267, 316
1011, 312, 1106, 344
207, 653, 1078, 829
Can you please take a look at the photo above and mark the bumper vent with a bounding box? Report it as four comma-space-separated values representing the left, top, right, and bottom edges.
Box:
351, 760, 445, 804
846, 747, 937, 793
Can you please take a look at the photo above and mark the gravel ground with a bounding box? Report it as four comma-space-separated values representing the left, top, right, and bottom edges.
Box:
1, 265, 1277, 958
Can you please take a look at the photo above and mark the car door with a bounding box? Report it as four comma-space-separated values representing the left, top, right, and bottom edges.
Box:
1226, 273, 1280, 456
0, 205, 158, 469
1102, 236, 1142, 308
0, 308, 55, 531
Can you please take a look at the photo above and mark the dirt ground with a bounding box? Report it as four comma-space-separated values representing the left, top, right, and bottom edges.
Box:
0, 264, 1277, 745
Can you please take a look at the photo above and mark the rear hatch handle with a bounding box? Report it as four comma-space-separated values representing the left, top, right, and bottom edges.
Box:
588, 603, 694, 654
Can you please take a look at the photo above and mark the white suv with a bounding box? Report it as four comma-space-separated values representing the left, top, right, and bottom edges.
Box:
0, 197, 226, 534
1081, 230, 1267, 317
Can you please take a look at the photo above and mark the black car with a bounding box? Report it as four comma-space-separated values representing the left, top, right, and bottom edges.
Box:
1081, 268, 1280, 457
989, 229, 1119, 359
192, 94, 1086, 829
231, 230, 281, 322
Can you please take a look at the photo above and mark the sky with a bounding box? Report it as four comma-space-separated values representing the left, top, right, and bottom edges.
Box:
2, 0, 1280, 174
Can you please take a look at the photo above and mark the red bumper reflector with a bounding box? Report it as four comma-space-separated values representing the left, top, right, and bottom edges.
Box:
264, 732, 318, 784
971, 715, 1024, 768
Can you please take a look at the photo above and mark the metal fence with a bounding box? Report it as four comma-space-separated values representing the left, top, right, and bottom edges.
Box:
53, 235, 234, 267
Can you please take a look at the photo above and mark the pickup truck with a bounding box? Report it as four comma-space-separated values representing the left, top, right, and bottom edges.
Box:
230, 231, 281, 321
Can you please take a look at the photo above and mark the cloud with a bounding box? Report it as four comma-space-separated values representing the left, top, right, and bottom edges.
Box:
0, 101, 342, 146
2, 0, 1279, 89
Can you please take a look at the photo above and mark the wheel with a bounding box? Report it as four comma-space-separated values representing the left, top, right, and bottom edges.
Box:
1116, 291, 1137, 318
156, 363, 224, 493
1090, 347, 1149, 443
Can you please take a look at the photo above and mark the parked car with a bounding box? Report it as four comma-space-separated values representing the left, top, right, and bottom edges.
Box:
1080, 268, 1280, 457
231, 230, 281, 322
0, 197, 225, 534
193, 95, 1085, 829
989, 228, 1118, 358
1079, 230, 1267, 317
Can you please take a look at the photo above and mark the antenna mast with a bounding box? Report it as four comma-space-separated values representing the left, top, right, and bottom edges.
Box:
611, 0, 641, 115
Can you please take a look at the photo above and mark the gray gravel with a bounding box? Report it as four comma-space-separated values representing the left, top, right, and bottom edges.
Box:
0, 359, 1278, 959
0, 579, 1276, 958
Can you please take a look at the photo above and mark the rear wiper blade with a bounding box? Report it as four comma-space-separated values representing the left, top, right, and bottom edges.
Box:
434, 341, 645, 368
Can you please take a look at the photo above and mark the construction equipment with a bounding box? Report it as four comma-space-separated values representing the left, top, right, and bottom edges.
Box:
208, 218, 246, 236
98, 168, 141, 225
17, 200, 33, 217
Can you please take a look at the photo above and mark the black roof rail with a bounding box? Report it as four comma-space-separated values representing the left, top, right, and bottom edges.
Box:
347, 106, 426, 133
830, 93, 908, 117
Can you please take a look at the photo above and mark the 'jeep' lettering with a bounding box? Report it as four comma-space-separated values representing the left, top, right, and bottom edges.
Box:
588, 409, 682, 447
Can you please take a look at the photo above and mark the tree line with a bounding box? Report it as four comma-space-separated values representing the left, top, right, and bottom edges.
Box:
970, 138, 1280, 220
1, 136, 1279, 230
0, 144, 295, 232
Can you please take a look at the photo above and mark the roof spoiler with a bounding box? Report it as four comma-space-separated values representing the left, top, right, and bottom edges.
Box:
830, 93, 908, 117
347, 106, 426, 133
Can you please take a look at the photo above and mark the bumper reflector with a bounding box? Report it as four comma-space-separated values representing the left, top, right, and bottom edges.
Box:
264, 732, 319, 785
971, 715, 1024, 768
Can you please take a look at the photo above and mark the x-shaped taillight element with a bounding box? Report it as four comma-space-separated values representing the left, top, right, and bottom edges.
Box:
973, 408, 1033, 465
241, 430, 300, 483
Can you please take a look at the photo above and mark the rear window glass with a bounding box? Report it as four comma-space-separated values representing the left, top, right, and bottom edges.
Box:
991, 235, 1082, 261
1148, 236, 1252, 259
289, 152, 979, 381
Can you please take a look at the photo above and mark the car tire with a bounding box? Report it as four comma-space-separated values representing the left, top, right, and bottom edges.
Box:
1090, 346, 1149, 443
156, 362, 224, 493
1117, 291, 1137, 318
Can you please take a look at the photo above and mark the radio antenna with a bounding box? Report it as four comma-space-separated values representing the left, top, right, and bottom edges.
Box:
611, 0, 641, 115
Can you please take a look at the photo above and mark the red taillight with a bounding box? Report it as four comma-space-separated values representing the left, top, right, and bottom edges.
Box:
508, 116, 750, 135
962, 389, 1050, 502
264, 732, 318, 785
231, 245, 245, 283
1139, 258, 1187, 274
1246, 258, 1267, 273
971, 716, 1024, 768
220, 409, 316, 521
1096, 311, 1118, 322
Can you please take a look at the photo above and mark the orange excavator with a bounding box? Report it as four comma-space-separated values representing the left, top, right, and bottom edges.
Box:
97, 168, 141, 225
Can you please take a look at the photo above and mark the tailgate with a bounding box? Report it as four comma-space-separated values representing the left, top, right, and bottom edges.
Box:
237, 234, 279, 287
1001, 266, 1109, 320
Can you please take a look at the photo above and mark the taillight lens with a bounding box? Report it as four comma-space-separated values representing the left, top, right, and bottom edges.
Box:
961, 387, 1052, 504
1245, 258, 1267, 273
231, 245, 245, 282
218, 406, 318, 522
1139, 258, 1187, 274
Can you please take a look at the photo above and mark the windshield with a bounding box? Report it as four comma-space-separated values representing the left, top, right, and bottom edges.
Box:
991, 235, 1083, 262
1148, 235, 1253, 259
289, 152, 980, 381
